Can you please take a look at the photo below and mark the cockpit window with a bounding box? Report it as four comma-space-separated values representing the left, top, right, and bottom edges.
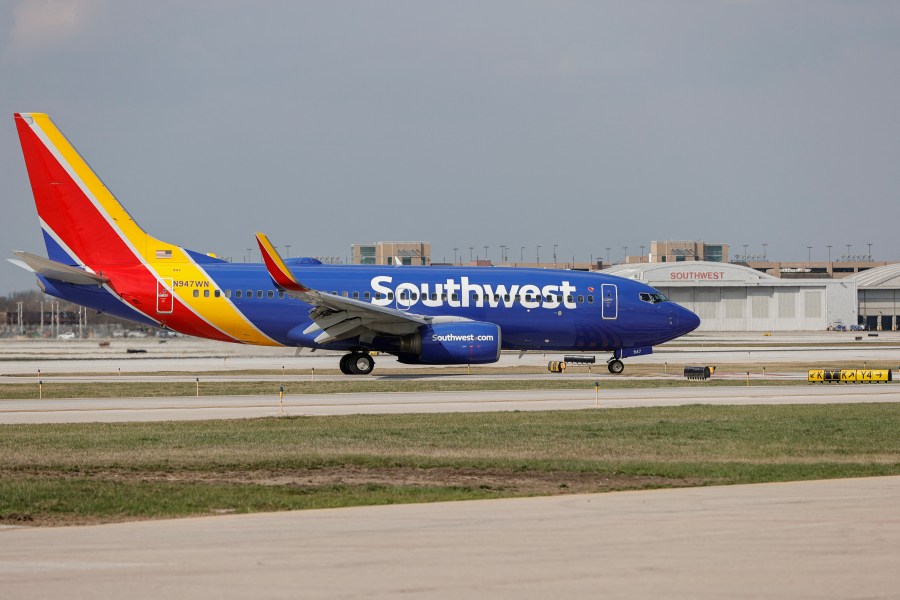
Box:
639, 292, 668, 304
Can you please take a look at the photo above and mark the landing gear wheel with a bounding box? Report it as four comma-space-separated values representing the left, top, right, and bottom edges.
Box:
347, 353, 374, 375
339, 354, 353, 375
607, 359, 625, 375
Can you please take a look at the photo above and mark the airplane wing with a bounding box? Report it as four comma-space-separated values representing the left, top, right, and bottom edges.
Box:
8, 251, 109, 286
255, 233, 429, 344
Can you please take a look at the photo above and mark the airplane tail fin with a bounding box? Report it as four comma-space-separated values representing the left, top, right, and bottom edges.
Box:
14, 113, 150, 268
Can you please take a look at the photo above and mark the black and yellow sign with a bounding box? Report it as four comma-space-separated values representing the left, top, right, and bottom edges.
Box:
808, 369, 893, 383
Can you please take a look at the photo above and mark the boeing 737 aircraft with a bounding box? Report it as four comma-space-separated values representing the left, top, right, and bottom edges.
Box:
10, 113, 700, 374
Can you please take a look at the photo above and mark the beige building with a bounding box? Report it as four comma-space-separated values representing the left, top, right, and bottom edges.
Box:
648, 241, 728, 264
351, 242, 431, 266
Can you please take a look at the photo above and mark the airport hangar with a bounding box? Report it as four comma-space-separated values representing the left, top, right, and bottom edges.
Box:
601, 261, 900, 332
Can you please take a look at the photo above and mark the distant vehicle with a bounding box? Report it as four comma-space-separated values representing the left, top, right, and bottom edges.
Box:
57, 332, 76, 340
9, 112, 700, 375
849, 324, 865, 331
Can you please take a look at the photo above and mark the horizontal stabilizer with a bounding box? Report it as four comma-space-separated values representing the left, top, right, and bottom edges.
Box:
9, 252, 109, 286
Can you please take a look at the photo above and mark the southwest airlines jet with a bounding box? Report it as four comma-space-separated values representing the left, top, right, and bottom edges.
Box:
10, 113, 700, 375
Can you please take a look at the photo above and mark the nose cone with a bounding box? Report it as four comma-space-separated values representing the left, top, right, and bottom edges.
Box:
678, 305, 701, 336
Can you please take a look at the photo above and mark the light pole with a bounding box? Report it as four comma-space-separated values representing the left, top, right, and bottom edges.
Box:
553, 244, 558, 267
827, 245, 832, 263
762, 243, 767, 260
500, 245, 507, 262
867, 242, 873, 261
640, 245, 645, 263
246, 248, 252, 263
846, 244, 851, 261
285, 244, 291, 259
483, 245, 489, 261
520, 246, 525, 262
469, 247, 474, 262
453, 247, 458, 265
536, 245, 541, 266
605, 247, 611, 265
807, 246, 812, 262
743, 244, 748, 260
622, 246, 628, 264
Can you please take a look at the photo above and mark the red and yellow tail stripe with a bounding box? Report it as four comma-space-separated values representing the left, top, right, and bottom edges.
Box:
15, 113, 279, 346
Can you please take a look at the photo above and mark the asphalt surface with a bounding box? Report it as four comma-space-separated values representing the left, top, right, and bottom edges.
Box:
2, 476, 899, 599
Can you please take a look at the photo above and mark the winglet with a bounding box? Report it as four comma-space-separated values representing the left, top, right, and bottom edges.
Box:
255, 233, 310, 292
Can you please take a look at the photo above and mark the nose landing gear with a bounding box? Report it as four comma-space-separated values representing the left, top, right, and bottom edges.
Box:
339, 352, 374, 375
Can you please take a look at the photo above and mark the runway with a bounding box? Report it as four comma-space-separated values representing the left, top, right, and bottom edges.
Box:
1, 383, 898, 423
2, 476, 898, 599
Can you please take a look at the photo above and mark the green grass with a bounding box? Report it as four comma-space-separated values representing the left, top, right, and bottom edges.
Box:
0, 376, 809, 399
2, 403, 900, 525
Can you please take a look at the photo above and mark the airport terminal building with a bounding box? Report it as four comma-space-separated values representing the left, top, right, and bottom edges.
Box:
604, 261, 860, 332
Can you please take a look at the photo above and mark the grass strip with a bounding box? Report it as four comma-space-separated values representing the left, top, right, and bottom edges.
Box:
0, 377, 814, 399
2, 403, 900, 525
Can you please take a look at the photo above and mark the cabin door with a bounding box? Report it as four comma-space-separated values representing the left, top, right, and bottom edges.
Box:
156, 278, 174, 314
601, 284, 617, 320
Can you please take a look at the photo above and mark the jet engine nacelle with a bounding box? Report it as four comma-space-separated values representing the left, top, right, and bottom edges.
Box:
397, 322, 501, 365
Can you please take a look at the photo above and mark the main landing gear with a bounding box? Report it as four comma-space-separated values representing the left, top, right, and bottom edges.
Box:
339, 352, 374, 375
607, 357, 625, 374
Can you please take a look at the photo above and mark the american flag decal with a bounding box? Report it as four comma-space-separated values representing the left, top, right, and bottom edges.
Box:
588, 286, 594, 292
156, 249, 173, 259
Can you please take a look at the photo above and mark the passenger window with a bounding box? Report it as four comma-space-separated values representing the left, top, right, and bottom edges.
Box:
342, 291, 348, 298
193, 289, 199, 297
503, 294, 510, 302
587, 295, 594, 303
471, 293, 478, 301
225, 290, 232, 298
267, 290, 274, 299
387, 292, 394, 300
452, 293, 459, 302
577, 295, 584, 303
235, 290, 242, 298
364, 292, 370, 300
566, 295, 574, 303
432, 293, 438, 301
441, 293, 448, 301
278, 290, 285, 299
257, 290, 263, 299
214, 290, 221, 298
494, 294, 500, 302
203, 289, 210, 298
246, 290, 252, 298
352, 291, 359, 299
332, 291, 337, 296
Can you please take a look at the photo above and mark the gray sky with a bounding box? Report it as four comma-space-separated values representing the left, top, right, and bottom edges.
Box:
2, 1, 899, 293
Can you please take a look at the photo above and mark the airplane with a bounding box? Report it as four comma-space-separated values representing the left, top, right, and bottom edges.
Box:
9, 112, 700, 375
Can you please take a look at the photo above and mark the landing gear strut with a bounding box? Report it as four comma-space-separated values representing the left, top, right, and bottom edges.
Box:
340, 352, 375, 375
607, 358, 625, 375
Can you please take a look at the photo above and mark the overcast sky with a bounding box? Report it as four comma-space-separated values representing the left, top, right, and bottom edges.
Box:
2, 1, 899, 293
